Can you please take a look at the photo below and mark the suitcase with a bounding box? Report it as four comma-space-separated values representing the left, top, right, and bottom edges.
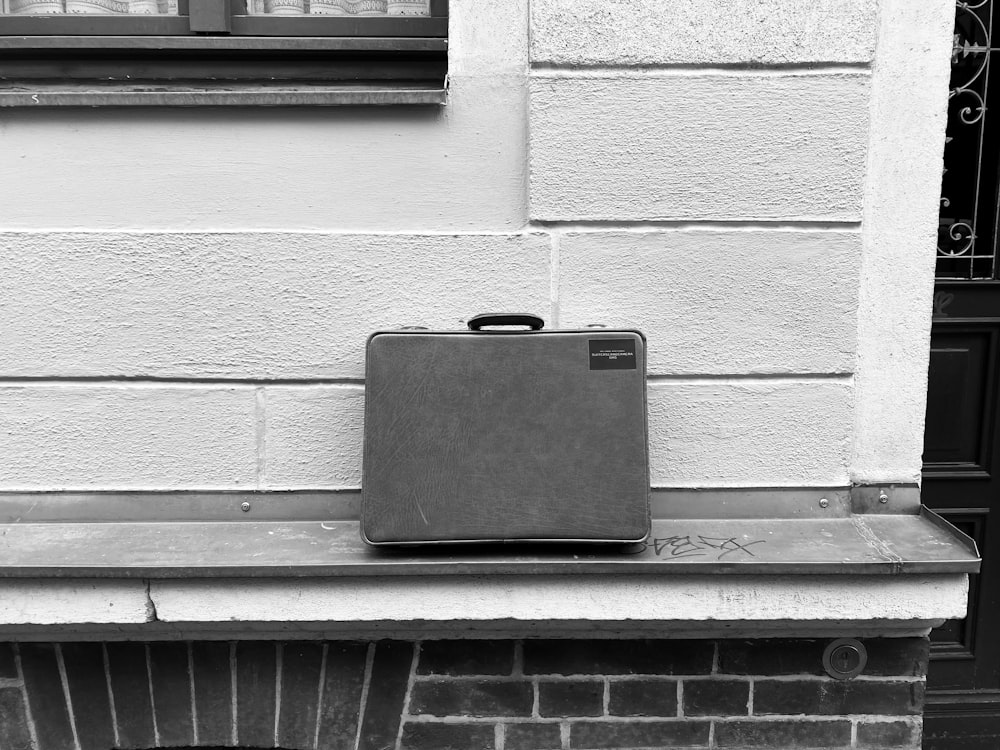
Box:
361, 313, 650, 545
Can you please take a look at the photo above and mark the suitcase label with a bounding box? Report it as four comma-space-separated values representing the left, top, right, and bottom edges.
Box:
589, 339, 637, 370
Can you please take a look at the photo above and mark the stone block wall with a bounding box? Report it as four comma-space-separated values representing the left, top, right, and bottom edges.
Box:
0, 638, 928, 750
0, 0, 956, 496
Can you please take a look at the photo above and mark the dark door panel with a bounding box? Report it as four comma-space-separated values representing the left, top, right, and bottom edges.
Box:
925, 2, 1000, 745
924, 326, 996, 473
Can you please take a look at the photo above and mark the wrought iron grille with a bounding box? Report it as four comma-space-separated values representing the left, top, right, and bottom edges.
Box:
938, 0, 1000, 279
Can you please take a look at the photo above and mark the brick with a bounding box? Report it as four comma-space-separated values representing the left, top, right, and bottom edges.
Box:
754, 679, 924, 716
505, 723, 562, 750
530, 0, 876, 66
277, 642, 324, 749
523, 640, 713, 676
719, 638, 929, 678
19, 644, 75, 750
358, 641, 413, 750
411, 679, 533, 717
715, 719, 852, 747
0, 232, 550, 380
682, 679, 749, 716
0, 687, 33, 750
719, 639, 827, 675
530, 74, 869, 222
865, 639, 929, 677
0, 644, 16, 679
570, 720, 710, 748
609, 679, 678, 717
149, 642, 194, 747
105, 642, 155, 749
417, 640, 515, 676
235, 641, 277, 748
649, 382, 851, 487
559, 230, 860, 376
316, 642, 368, 750
191, 641, 233, 747
401, 722, 495, 750
539, 680, 603, 717
0, 385, 257, 490
60, 643, 116, 750
857, 719, 921, 748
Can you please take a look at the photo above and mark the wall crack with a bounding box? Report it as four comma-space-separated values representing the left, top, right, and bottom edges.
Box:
144, 580, 159, 623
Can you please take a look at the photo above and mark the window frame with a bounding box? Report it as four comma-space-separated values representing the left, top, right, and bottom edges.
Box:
0, 0, 448, 106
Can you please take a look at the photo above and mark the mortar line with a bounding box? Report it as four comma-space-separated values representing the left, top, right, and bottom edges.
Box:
0, 376, 366, 386
102, 643, 121, 749
352, 643, 376, 750
313, 643, 329, 750
530, 62, 872, 76
549, 229, 561, 328
394, 641, 421, 750
512, 641, 524, 678
255, 386, 267, 491
646, 372, 855, 384
13, 646, 40, 750
273, 642, 283, 747
230, 641, 238, 746
188, 641, 198, 747
0, 372, 854, 387
0, 224, 862, 235
529, 220, 862, 232
55, 645, 82, 750
146, 644, 160, 748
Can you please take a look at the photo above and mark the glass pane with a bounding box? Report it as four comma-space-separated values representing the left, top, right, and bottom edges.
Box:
244, 0, 428, 14
0, 0, 177, 14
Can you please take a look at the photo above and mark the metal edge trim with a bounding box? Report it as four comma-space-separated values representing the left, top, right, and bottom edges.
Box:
921, 505, 982, 563
0, 86, 447, 106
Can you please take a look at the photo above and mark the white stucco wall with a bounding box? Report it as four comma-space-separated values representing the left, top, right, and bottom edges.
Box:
0, 0, 952, 496
853, 0, 956, 484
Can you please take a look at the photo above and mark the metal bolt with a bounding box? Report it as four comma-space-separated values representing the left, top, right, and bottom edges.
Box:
819, 498, 829, 509
240, 502, 251, 513
879, 492, 889, 504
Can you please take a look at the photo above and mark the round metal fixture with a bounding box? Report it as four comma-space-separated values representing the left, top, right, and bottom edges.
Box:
823, 638, 867, 680
240, 502, 251, 513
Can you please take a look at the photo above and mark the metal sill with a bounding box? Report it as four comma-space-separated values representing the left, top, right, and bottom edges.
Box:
0, 492, 979, 579
0, 82, 447, 107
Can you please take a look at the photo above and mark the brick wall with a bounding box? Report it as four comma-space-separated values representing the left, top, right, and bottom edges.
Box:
0, 637, 927, 750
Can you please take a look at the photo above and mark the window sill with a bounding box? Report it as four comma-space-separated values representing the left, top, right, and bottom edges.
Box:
0, 490, 978, 578
0, 81, 447, 106
0, 490, 976, 636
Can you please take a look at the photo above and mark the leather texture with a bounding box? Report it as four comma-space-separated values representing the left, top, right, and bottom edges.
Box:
362, 329, 649, 545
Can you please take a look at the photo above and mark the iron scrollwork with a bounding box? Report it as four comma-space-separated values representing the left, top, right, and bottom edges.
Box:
938, 0, 994, 277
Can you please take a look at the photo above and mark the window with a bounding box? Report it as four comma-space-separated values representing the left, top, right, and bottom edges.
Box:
0, 0, 447, 105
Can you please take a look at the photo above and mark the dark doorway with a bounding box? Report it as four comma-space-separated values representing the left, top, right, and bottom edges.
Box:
924, 1, 1000, 747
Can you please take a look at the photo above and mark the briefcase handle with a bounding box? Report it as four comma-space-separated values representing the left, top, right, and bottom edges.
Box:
468, 313, 545, 331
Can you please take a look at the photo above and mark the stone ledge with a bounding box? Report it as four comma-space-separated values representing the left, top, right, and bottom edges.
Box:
0, 512, 978, 577
0, 575, 968, 637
